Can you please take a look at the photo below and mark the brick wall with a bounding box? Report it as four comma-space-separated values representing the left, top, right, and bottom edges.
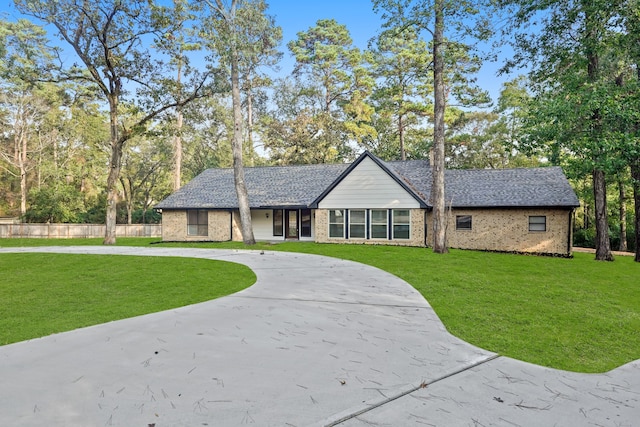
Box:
230, 211, 243, 242
161, 210, 234, 242
161, 207, 574, 255
442, 208, 573, 256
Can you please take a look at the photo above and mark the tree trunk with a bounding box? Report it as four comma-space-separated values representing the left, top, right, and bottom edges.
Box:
619, 179, 627, 251
172, 59, 183, 191
632, 161, 640, 262
585, 7, 611, 261
104, 103, 122, 245
173, 108, 183, 191
593, 168, 613, 260
399, 114, 405, 161
17, 126, 28, 216
246, 82, 255, 167
431, 0, 448, 254
230, 41, 255, 245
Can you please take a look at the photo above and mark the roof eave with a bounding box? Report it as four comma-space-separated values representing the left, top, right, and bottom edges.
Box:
449, 204, 580, 209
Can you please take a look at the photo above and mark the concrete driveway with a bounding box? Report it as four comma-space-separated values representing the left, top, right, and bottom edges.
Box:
0, 246, 638, 426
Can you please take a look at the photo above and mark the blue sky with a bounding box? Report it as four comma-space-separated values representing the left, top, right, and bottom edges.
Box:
2, 0, 511, 103
265, 0, 510, 104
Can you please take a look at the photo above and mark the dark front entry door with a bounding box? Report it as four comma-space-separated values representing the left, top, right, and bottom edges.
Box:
285, 209, 298, 239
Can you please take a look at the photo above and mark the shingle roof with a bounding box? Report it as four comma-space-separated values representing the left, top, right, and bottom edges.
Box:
155, 163, 349, 209
442, 167, 580, 208
156, 152, 580, 210
386, 160, 580, 208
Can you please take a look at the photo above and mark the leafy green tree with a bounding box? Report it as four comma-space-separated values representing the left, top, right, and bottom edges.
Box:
620, 0, 640, 261
23, 183, 85, 223
501, 0, 636, 261
287, 19, 376, 155
180, 95, 234, 178
0, 18, 56, 216
234, 0, 282, 167
261, 78, 346, 164
156, 0, 203, 192
15, 0, 214, 244
373, 0, 494, 254
198, 0, 280, 244
369, 26, 432, 160
120, 133, 171, 224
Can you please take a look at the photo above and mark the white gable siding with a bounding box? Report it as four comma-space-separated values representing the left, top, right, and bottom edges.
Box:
318, 157, 420, 209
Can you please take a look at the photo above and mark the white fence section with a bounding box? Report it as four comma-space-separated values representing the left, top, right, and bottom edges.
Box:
0, 223, 161, 239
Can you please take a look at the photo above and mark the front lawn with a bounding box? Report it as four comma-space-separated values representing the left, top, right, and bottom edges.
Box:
1, 238, 638, 373
0, 251, 255, 345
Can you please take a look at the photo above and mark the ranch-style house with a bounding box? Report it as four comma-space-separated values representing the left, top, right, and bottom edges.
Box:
155, 151, 580, 256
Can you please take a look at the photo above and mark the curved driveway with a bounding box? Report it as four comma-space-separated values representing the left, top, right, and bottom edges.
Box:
0, 246, 638, 426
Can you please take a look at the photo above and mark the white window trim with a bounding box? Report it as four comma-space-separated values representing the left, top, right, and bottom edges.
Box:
348, 209, 367, 239
529, 215, 547, 232
392, 209, 411, 240
370, 209, 389, 240
328, 209, 345, 238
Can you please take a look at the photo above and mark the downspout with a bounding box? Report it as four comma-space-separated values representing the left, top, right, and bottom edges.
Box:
229, 210, 233, 242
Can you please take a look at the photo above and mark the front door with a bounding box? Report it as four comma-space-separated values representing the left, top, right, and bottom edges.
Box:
285, 209, 298, 239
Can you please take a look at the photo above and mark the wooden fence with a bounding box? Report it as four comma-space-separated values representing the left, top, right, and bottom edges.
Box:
0, 223, 161, 239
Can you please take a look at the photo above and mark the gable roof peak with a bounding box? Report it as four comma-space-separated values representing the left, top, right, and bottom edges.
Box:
310, 150, 429, 208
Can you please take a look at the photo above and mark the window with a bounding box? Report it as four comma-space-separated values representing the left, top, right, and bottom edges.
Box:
273, 210, 283, 236
329, 209, 345, 238
349, 210, 366, 238
300, 209, 312, 237
370, 209, 388, 239
187, 209, 208, 236
456, 215, 472, 231
392, 210, 410, 239
529, 216, 547, 232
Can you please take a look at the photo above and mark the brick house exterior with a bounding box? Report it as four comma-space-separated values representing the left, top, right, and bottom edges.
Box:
156, 151, 580, 256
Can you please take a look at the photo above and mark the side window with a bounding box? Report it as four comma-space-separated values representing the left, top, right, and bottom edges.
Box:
529, 216, 547, 232
456, 215, 472, 231
272, 210, 283, 236
392, 210, 410, 239
187, 209, 208, 236
349, 210, 366, 238
300, 209, 312, 237
370, 209, 388, 239
329, 209, 345, 238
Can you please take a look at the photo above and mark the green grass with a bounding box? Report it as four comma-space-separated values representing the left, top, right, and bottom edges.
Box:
1, 238, 638, 373
0, 251, 255, 346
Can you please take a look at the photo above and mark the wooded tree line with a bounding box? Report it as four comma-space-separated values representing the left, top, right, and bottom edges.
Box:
0, 0, 638, 260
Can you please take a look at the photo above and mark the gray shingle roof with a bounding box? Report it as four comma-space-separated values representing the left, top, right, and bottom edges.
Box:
386, 161, 580, 208
156, 152, 580, 210
156, 163, 349, 209
442, 167, 580, 208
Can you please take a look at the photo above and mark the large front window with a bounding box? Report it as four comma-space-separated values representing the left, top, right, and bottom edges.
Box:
392, 209, 410, 239
349, 210, 366, 238
370, 209, 388, 239
187, 209, 208, 236
329, 209, 345, 238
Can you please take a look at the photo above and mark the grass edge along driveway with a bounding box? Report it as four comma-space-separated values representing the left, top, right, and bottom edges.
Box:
1, 238, 638, 374
0, 252, 256, 346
